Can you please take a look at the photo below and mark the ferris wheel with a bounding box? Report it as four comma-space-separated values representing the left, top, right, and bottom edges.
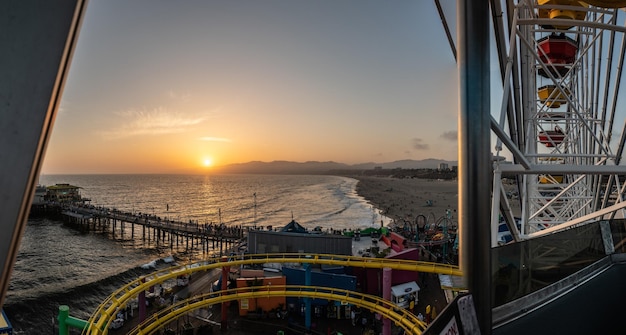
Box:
490, 0, 626, 246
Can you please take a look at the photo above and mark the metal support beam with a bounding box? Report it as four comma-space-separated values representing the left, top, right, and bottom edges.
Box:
0, 0, 86, 307
498, 164, 626, 174
458, 0, 491, 333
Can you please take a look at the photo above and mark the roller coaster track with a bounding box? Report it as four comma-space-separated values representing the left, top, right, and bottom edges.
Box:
126, 285, 428, 335
83, 253, 462, 335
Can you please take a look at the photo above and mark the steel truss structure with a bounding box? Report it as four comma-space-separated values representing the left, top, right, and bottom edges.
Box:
490, 0, 626, 245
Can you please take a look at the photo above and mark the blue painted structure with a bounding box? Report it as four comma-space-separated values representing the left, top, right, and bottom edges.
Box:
282, 267, 357, 306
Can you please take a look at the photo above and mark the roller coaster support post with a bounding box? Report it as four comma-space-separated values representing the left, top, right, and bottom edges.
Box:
139, 277, 146, 322
304, 262, 312, 330
221, 256, 230, 331
382, 268, 392, 335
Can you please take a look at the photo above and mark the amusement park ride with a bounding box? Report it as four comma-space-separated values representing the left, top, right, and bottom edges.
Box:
5, 1, 626, 334
490, 0, 626, 244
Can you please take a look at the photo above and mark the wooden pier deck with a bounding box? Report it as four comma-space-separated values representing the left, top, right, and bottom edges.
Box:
57, 204, 244, 256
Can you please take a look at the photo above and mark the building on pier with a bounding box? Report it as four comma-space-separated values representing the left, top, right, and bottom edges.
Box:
29, 185, 51, 216
246, 220, 352, 255
45, 184, 89, 204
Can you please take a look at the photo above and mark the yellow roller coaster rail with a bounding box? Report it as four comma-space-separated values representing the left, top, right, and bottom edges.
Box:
127, 285, 429, 335
83, 253, 463, 335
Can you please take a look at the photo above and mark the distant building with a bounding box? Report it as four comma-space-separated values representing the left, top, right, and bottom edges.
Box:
45, 183, 87, 203
439, 163, 449, 171
374, 166, 383, 170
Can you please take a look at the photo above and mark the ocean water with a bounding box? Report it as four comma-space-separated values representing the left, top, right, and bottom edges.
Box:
4, 174, 390, 334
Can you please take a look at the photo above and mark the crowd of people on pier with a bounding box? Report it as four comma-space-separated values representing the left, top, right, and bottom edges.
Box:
61, 202, 244, 238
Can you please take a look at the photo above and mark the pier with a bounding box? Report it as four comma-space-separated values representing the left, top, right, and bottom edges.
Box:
57, 204, 244, 256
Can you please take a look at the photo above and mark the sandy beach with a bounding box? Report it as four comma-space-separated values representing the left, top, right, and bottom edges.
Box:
352, 176, 460, 227
352, 175, 521, 228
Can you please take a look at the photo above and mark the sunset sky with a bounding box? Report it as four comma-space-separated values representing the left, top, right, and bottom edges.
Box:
42, 1, 461, 174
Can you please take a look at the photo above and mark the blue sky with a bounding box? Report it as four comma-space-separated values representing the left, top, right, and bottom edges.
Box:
43, 0, 459, 174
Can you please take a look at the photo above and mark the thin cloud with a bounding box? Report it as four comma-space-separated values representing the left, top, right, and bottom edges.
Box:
167, 90, 192, 103
100, 107, 207, 140
441, 130, 457, 141
198, 137, 232, 142
412, 138, 429, 150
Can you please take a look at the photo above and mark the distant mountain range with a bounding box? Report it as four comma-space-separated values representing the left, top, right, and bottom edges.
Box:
212, 159, 458, 174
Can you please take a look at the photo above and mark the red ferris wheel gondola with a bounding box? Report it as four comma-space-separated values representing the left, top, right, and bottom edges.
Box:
537, 34, 578, 78
538, 126, 566, 147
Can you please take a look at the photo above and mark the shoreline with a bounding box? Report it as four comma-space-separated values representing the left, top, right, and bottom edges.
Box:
351, 175, 459, 227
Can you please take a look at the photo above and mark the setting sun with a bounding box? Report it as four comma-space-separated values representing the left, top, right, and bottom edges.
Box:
203, 158, 212, 167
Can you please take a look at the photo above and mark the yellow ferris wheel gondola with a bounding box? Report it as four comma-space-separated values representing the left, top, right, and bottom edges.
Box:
537, 0, 589, 30
539, 174, 564, 184
538, 85, 570, 108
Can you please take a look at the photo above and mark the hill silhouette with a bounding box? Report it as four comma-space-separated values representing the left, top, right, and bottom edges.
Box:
211, 159, 457, 174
